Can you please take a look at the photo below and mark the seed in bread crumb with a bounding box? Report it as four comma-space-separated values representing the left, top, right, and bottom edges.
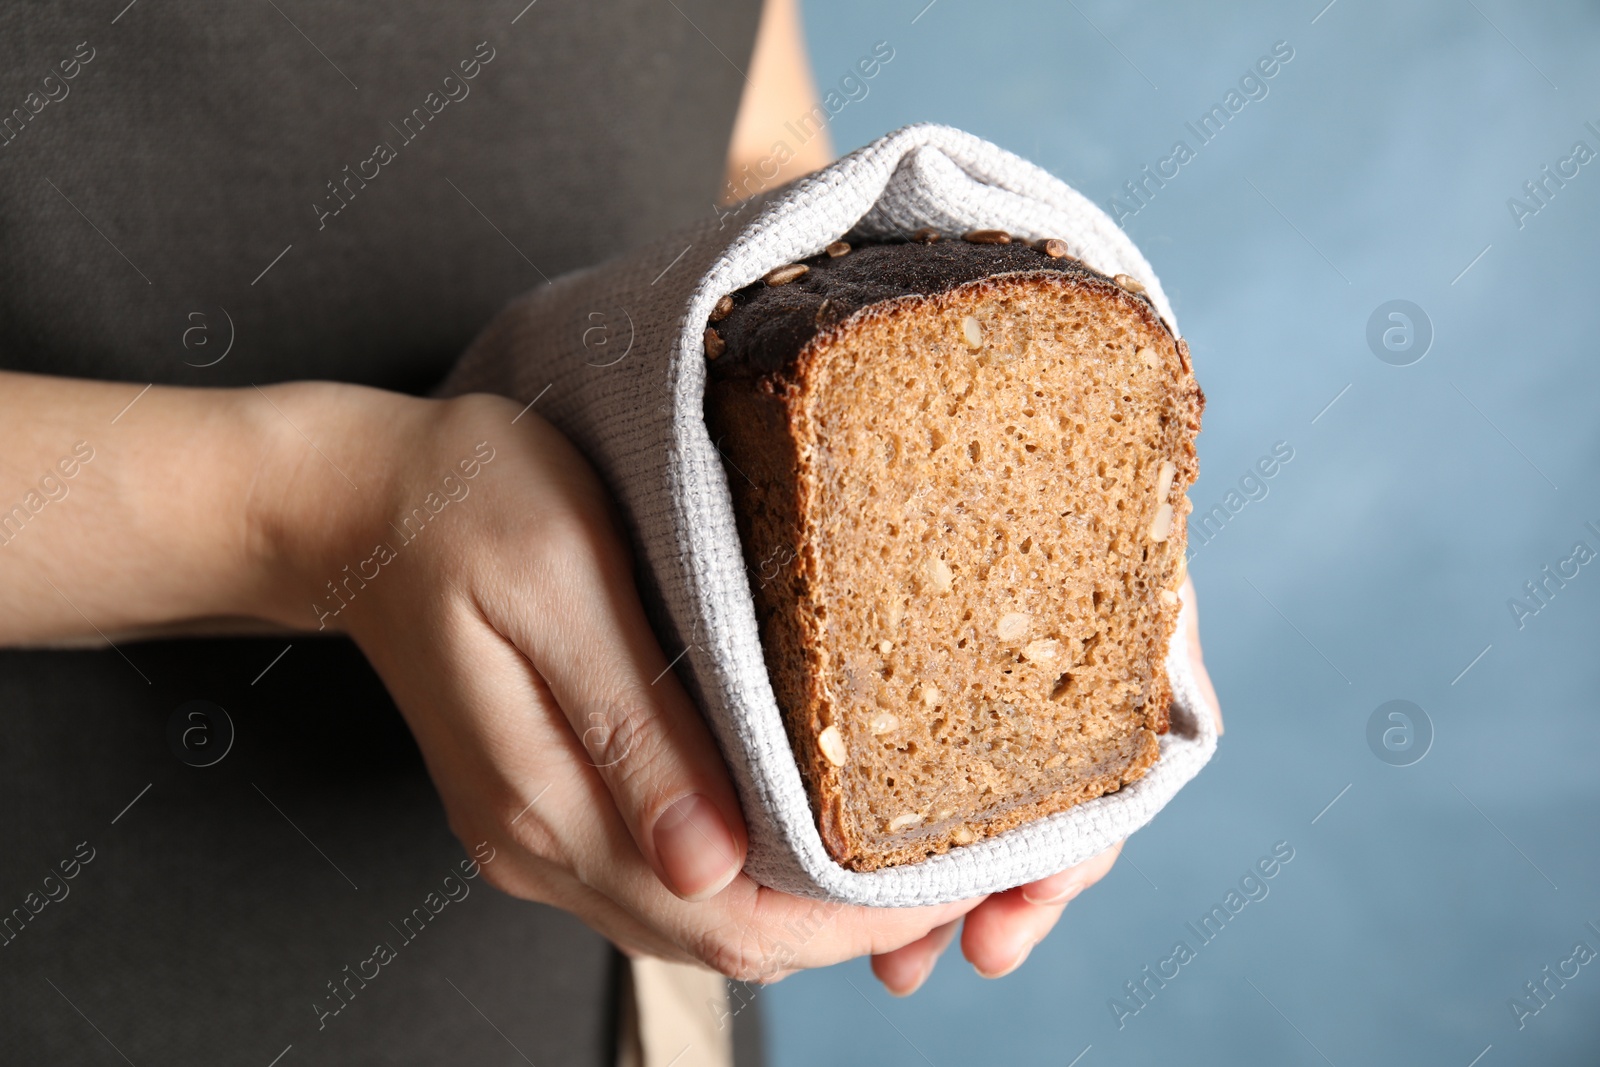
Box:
878, 640, 894, 654
869, 712, 899, 735
997, 611, 1031, 642
704, 327, 725, 360
919, 684, 940, 706
1172, 553, 1188, 584
1023, 638, 1060, 663
817, 725, 847, 766
1114, 273, 1147, 294
951, 826, 977, 845
963, 229, 1011, 244
1156, 460, 1178, 499
1039, 238, 1070, 258
1148, 502, 1174, 542
764, 263, 809, 286
887, 812, 923, 833
1138, 345, 1159, 369
926, 557, 954, 593
710, 294, 734, 322
826, 240, 851, 258
1160, 589, 1179, 605
961, 316, 984, 349
911, 227, 940, 243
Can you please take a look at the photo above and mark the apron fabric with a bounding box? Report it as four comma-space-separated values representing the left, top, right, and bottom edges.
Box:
0, 3, 760, 1063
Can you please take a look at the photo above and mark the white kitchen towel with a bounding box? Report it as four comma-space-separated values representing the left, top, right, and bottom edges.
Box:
441, 122, 1217, 906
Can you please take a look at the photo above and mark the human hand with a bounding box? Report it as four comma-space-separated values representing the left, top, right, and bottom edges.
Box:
251, 385, 988, 980
869, 578, 1223, 994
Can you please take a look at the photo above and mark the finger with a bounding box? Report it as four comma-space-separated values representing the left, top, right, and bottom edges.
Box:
480, 435, 749, 902
486, 839, 701, 964
959, 887, 1061, 979
536, 577, 746, 905
962, 842, 1122, 979
871, 919, 961, 996
636, 872, 984, 982
625, 875, 985, 982
1180, 577, 1222, 734
360, 600, 711, 963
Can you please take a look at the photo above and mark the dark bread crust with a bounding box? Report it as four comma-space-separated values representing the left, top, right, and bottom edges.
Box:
706, 240, 1201, 870
709, 238, 1165, 379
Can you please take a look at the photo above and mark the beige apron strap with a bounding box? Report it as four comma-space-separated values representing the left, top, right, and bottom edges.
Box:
616, 957, 734, 1067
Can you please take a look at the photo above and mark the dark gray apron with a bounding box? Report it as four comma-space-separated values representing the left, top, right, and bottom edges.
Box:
0, 2, 761, 1062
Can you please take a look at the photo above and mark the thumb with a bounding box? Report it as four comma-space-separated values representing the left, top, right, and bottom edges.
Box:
500, 506, 750, 901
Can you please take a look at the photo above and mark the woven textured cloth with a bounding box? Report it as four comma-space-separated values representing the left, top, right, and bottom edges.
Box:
442, 123, 1217, 906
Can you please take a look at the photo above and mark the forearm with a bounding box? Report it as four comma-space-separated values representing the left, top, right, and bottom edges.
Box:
0, 371, 423, 645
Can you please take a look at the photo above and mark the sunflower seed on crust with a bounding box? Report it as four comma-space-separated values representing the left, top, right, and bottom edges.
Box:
703, 327, 725, 359
764, 263, 809, 286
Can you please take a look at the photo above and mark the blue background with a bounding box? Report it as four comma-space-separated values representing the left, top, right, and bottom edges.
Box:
770, 2, 1600, 1064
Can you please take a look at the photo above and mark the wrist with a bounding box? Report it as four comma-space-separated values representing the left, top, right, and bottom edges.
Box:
245, 381, 437, 633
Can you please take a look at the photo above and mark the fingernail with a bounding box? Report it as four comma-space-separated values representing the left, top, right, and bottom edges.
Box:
653, 793, 740, 901
1021, 880, 1085, 907
976, 939, 1036, 980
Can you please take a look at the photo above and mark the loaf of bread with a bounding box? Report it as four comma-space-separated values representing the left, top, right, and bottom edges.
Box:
702, 232, 1202, 872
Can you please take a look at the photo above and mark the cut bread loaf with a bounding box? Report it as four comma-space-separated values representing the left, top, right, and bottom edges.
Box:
703, 234, 1202, 872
